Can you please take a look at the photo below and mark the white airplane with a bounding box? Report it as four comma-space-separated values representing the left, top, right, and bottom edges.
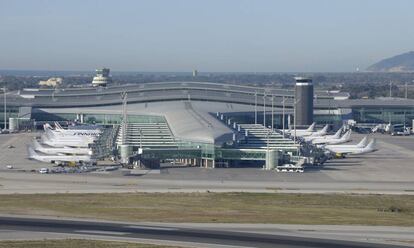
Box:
305, 127, 342, 142
41, 132, 91, 148
32, 138, 92, 155
325, 138, 376, 156
28, 146, 94, 165
303, 125, 330, 137
55, 122, 102, 135
44, 123, 101, 138
312, 130, 352, 145
45, 124, 99, 140
285, 122, 316, 136
324, 136, 368, 150
44, 127, 96, 144
290, 124, 329, 138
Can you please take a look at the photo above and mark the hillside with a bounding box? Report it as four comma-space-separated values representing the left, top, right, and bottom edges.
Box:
367, 51, 414, 72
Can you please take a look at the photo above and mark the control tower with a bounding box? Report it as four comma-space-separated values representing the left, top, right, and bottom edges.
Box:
294, 77, 314, 126
92, 68, 112, 87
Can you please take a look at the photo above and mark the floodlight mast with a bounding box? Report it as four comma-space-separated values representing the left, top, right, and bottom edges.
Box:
282, 96, 286, 138
263, 91, 266, 129
271, 95, 274, 132
3, 85, 6, 131
405, 82, 408, 99
293, 98, 301, 144
254, 91, 257, 124
121, 92, 128, 145
389, 81, 392, 98
139, 129, 143, 149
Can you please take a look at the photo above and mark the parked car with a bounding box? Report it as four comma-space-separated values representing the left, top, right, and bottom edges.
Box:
39, 168, 49, 174
391, 126, 411, 136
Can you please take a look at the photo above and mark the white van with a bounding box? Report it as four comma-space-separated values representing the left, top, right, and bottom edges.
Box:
39, 168, 49, 174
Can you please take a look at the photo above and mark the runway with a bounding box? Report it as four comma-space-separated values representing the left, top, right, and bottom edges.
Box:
0, 216, 409, 248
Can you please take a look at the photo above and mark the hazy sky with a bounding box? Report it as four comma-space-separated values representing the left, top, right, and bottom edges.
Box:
1, 0, 413, 72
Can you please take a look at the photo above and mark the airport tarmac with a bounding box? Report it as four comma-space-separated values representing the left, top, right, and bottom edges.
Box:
320, 133, 414, 182
0, 132, 413, 194
0, 132, 50, 170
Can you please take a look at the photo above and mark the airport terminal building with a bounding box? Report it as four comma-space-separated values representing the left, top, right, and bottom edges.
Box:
1, 78, 414, 167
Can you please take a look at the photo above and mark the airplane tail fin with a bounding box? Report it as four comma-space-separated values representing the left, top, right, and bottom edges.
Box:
333, 127, 342, 139
41, 133, 52, 144
43, 123, 52, 131
44, 127, 58, 139
44, 128, 53, 138
55, 122, 63, 130
356, 136, 368, 148
306, 122, 316, 132
365, 138, 376, 150
32, 138, 43, 150
340, 130, 352, 141
27, 146, 38, 158
319, 125, 329, 135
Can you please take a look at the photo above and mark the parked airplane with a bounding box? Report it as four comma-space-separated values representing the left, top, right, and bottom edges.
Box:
305, 127, 342, 142
32, 138, 92, 155
44, 125, 95, 141
28, 146, 94, 165
285, 122, 315, 136
325, 138, 376, 157
324, 136, 368, 150
306, 125, 329, 137
44, 123, 101, 138
312, 130, 352, 145
41, 132, 91, 148
290, 124, 329, 138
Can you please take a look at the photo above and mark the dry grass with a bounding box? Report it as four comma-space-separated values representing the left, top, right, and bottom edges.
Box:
0, 193, 413, 226
0, 239, 180, 248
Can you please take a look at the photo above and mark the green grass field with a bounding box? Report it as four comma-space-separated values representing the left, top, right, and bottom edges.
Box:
0, 193, 413, 226
0, 239, 180, 248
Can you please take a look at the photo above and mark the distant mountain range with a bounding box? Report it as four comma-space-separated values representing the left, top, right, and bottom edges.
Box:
367, 51, 414, 72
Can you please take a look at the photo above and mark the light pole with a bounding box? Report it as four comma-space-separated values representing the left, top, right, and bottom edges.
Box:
282, 96, 286, 138
254, 91, 257, 124
121, 92, 128, 145
294, 82, 297, 143
389, 81, 392, 98
266, 129, 270, 170
3, 85, 6, 131
293, 98, 301, 144
404, 110, 406, 129
139, 128, 143, 149
263, 92, 266, 128
267, 129, 270, 151
271, 95, 274, 132
405, 82, 408, 99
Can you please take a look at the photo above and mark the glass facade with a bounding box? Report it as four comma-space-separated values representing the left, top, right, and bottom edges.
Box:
313, 114, 343, 125
0, 106, 19, 128
219, 112, 343, 128
223, 107, 414, 126
177, 139, 215, 159
31, 112, 166, 125
352, 107, 414, 124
